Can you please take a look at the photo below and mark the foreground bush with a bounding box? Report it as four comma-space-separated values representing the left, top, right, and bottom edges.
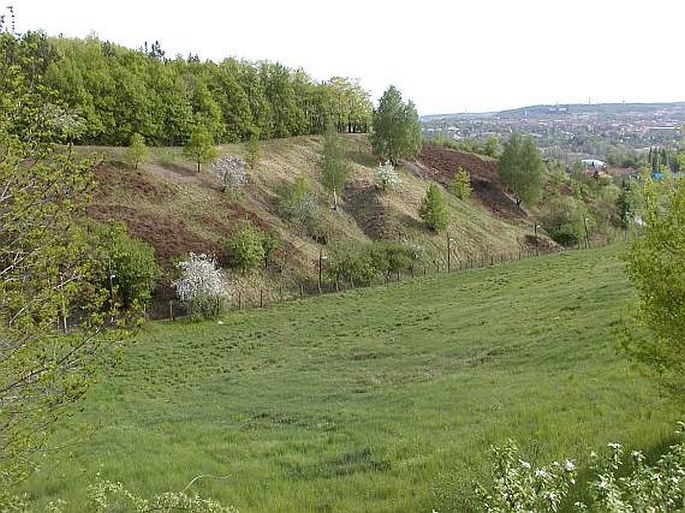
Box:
471, 422, 685, 513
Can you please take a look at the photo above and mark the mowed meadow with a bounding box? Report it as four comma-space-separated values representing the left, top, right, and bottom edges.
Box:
25, 246, 681, 512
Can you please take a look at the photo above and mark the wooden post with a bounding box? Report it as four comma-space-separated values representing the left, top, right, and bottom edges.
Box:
169, 300, 174, 321
238, 291, 242, 310
260, 289, 264, 308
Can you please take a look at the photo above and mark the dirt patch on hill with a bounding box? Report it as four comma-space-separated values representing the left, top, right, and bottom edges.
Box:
87, 204, 223, 264
93, 165, 171, 202
417, 145, 527, 220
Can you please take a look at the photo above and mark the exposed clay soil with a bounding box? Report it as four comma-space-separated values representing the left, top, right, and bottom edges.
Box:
416, 145, 527, 220
87, 204, 224, 264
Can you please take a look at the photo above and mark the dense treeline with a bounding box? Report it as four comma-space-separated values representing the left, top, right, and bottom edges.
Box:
0, 31, 373, 146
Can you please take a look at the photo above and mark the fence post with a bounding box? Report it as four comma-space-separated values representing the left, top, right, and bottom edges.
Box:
260, 288, 264, 308
238, 291, 242, 310
169, 300, 174, 321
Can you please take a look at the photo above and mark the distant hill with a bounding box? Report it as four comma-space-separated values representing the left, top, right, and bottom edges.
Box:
422, 101, 685, 121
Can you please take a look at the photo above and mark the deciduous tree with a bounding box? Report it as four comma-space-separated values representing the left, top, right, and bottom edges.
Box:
498, 133, 544, 207
184, 125, 218, 173
124, 132, 148, 170
370, 85, 421, 165
319, 127, 350, 211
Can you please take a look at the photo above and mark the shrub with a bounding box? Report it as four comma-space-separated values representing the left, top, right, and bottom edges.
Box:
224, 221, 266, 273
541, 195, 589, 247
373, 161, 401, 192
419, 184, 449, 232
173, 253, 230, 319
471, 422, 685, 513
80, 223, 160, 312
212, 154, 248, 193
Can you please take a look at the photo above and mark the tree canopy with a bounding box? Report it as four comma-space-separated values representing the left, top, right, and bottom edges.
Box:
370, 85, 421, 165
498, 133, 544, 207
1, 32, 373, 146
623, 174, 685, 392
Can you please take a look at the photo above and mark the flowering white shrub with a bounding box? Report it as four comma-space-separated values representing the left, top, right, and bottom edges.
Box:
213, 155, 248, 192
585, 423, 685, 512
475, 439, 577, 513
87, 476, 238, 512
173, 253, 230, 318
472, 422, 685, 513
373, 161, 401, 192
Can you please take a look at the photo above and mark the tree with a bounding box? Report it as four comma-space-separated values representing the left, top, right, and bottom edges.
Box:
173, 253, 230, 318
419, 184, 449, 232
183, 125, 219, 173
373, 161, 401, 192
623, 175, 685, 391
212, 154, 248, 193
124, 132, 148, 170
319, 127, 351, 210
0, 30, 141, 495
224, 221, 266, 273
370, 85, 421, 165
451, 167, 472, 200
483, 136, 500, 158
244, 133, 261, 170
0, 130, 126, 488
498, 133, 544, 207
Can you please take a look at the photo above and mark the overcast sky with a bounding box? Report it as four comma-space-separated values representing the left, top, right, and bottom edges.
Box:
9, 0, 684, 115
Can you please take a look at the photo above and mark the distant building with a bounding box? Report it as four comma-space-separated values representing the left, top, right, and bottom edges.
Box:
581, 159, 606, 169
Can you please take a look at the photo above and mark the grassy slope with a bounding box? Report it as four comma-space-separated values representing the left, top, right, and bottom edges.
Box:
25, 246, 681, 512
83, 136, 537, 277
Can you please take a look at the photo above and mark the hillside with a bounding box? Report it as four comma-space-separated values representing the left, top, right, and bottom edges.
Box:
23, 246, 680, 512
84, 137, 542, 290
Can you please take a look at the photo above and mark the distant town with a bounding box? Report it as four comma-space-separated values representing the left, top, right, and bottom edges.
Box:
422, 102, 685, 164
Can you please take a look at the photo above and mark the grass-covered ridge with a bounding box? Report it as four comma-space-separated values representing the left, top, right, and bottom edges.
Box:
26, 246, 680, 512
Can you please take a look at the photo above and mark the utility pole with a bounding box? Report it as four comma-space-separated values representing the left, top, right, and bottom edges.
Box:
447, 233, 454, 273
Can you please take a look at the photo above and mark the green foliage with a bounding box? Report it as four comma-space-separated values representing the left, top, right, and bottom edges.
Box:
475, 424, 685, 512
623, 175, 685, 390
419, 184, 449, 232
378, 242, 412, 276
244, 134, 261, 170
484, 136, 500, 158
184, 125, 219, 173
616, 181, 636, 229
451, 166, 473, 200
224, 221, 266, 272
541, 195, 588, 247
81, 223, 161, 311
498, 133, 544, 207
0, 128, 127, 488
261, 229, 283, 270
319, 128, 351, 210
124, 132, 148, 170
278, 172, 318, 227
370, 85, 421, 164
475, 439, 577, 512
1, 33, 371, 146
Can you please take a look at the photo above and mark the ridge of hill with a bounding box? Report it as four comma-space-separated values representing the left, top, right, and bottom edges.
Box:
85, 137, 545, 283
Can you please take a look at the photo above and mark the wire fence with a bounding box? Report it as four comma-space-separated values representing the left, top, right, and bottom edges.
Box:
148, 234, 624, 322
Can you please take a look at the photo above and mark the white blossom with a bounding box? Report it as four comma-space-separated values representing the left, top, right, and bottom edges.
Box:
213, 154, 248, 191
173, 253, 230, 303
373, 161, 401, 192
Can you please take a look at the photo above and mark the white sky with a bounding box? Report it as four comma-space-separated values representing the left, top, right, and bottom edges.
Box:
9, 0, 685, 115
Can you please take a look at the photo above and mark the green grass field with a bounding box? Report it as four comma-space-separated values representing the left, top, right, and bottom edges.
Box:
25, 246, 681, 512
